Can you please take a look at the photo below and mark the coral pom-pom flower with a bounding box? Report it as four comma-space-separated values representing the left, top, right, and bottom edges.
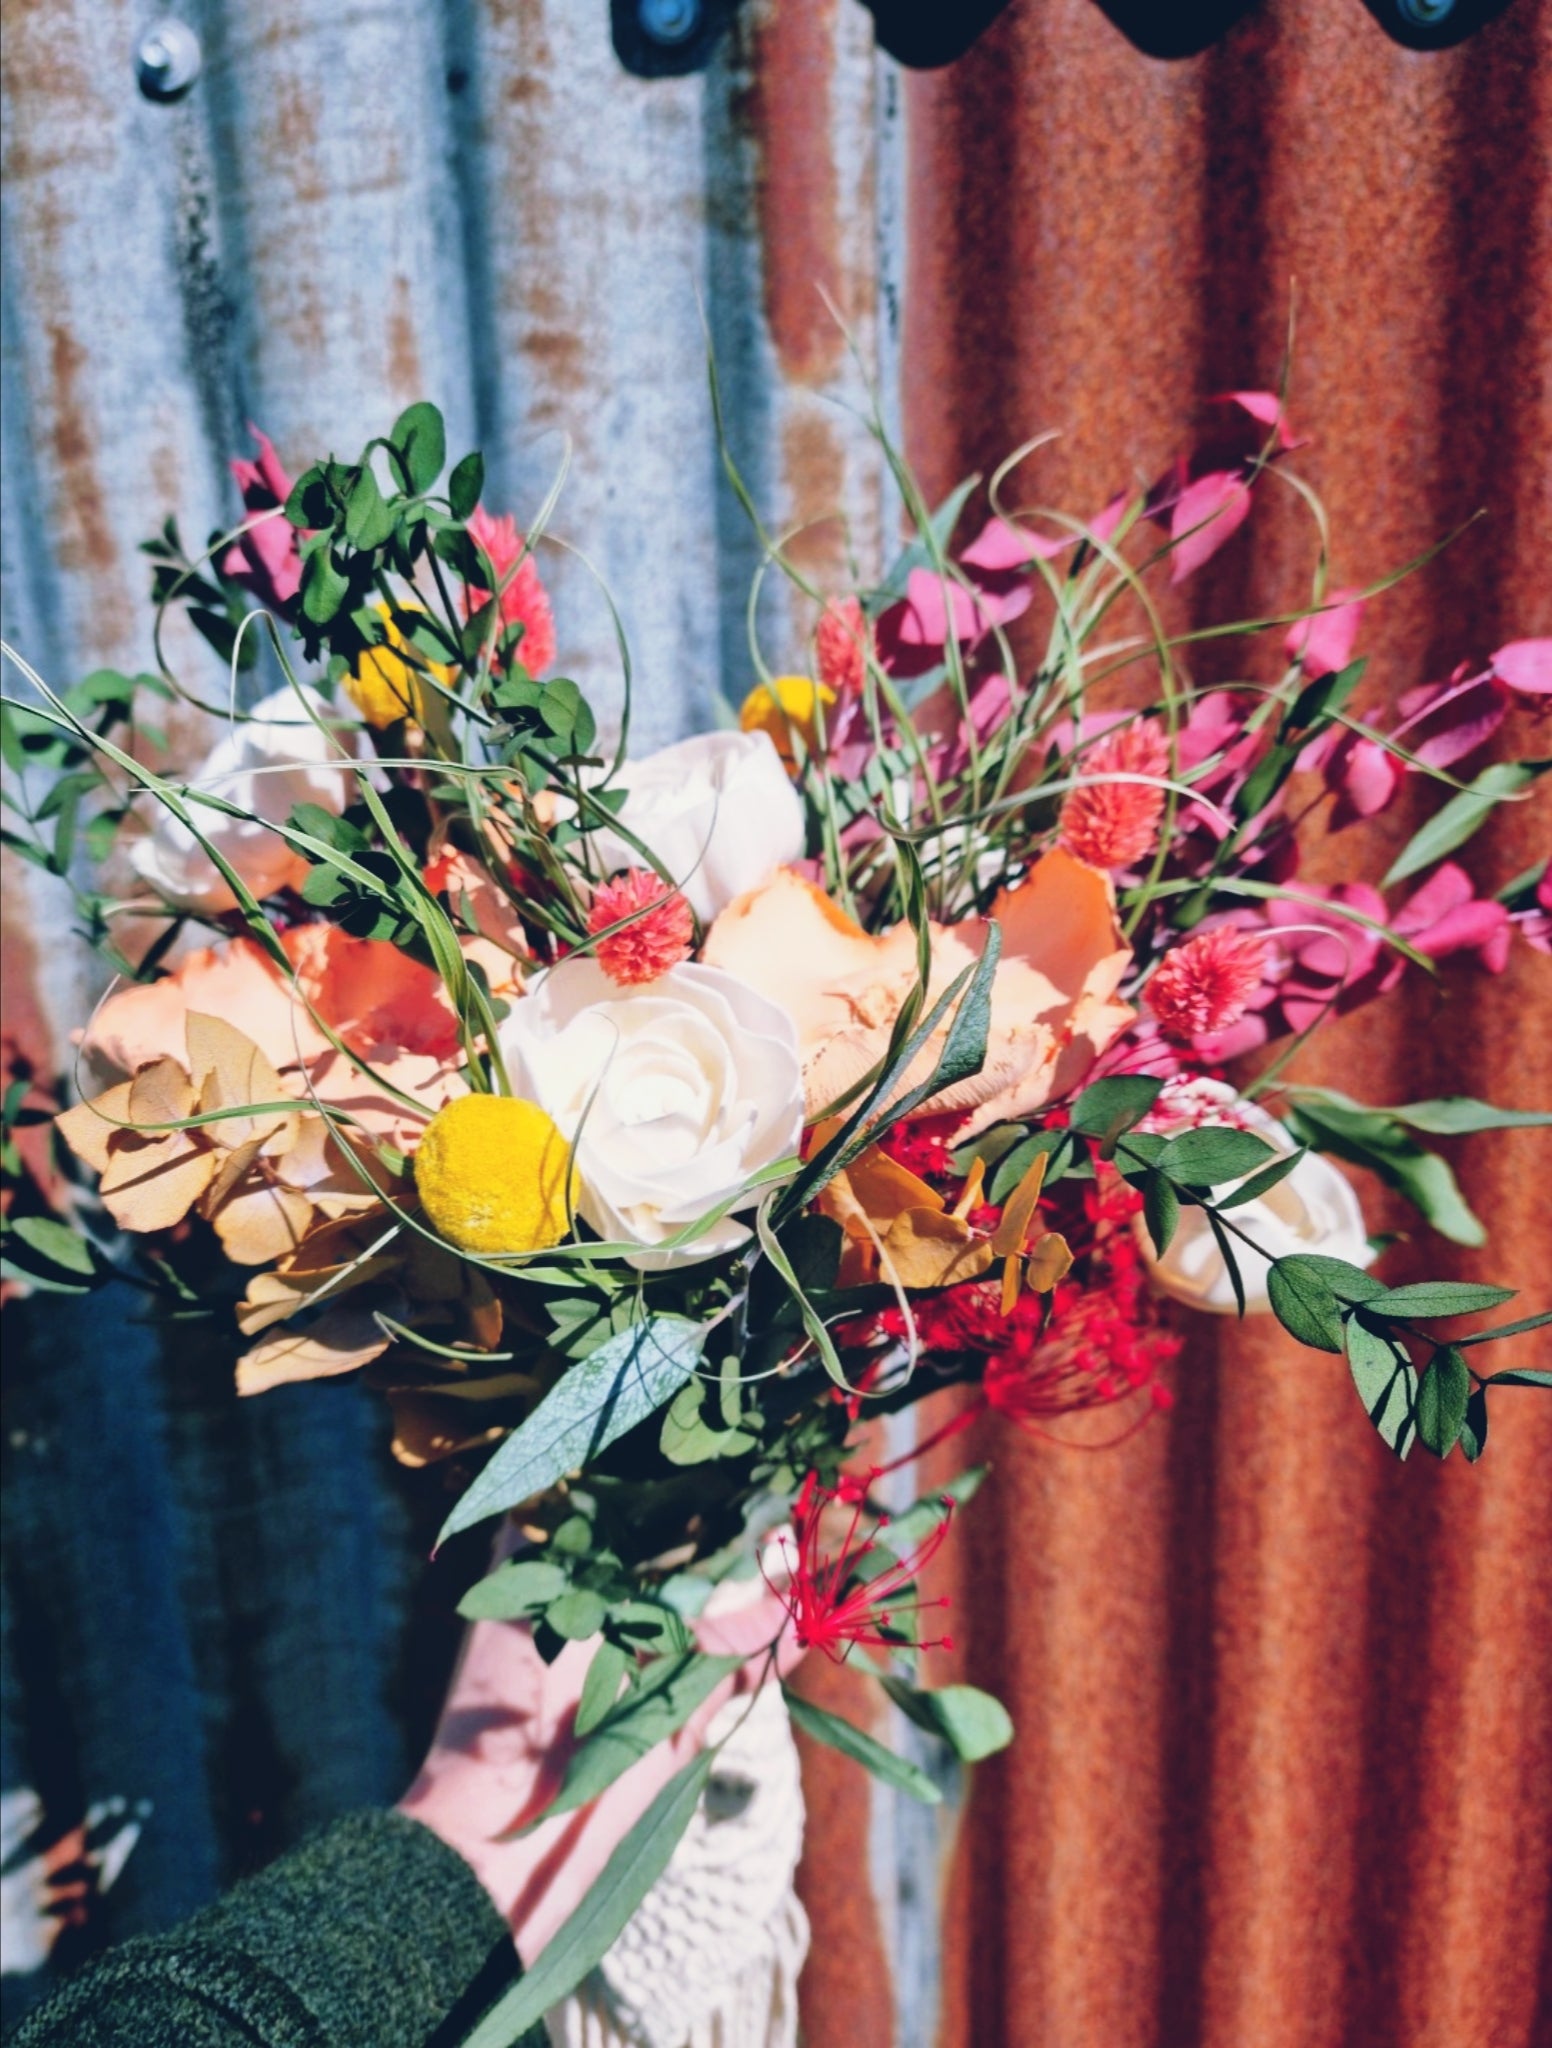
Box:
587, 869, 695, 986
414, 1093, 574, 1254
466, 505, 557, 676
815, 595, 871, 697
769, 1473, 954, 1663
1059, 721, 1173, 870
1147, 925, 1268, 1039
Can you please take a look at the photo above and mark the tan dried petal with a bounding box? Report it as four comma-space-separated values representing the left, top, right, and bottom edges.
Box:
186, 1011, 298, 1151
55, 1084, 135, 1175
98, 1131, 218, 1232
236, 1307, 390, 1396
127, 1057, 195, 1130
991, 1150, 1049, 1258
387, 1393, 507, 1469
1023, 1231, 1075, 1294
210, 1179, 315, 1266
881, 1206, 995, 1289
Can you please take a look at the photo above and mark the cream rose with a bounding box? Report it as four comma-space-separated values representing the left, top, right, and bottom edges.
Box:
130, 684, 363, 913
1137, 1079, 1372, 1313
500, 957, 803, 1268
585, 731, 805, 925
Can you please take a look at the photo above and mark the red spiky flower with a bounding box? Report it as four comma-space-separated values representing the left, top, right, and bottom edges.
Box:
770, 1473, 953, 1663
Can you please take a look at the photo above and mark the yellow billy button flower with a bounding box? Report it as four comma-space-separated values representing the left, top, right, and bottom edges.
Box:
344, 604, 455, 730
738, 673, 835, 763
413, 1094, 575, 1255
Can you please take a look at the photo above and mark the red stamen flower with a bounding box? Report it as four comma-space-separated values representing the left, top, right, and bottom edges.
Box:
815, 596, 871, 697
587, 869, 695, 986
772, 1474, 953, 1662
1060, 721, 1172, 870
1147, 925, 1268, 1039
466, 506, 557, 676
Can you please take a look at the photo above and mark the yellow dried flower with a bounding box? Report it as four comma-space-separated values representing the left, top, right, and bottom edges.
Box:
738, 674, 835, 762
414, 1094, 575, 1255
344, 604, 455, 730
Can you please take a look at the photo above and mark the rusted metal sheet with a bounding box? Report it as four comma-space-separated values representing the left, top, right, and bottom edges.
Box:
888, 6, 1552, 2048
4, 3, 1548, 2045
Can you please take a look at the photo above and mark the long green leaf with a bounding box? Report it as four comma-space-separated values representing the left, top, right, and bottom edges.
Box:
521, 1652, 741, 1828
1381, 760, 1545, 889
784, 1689, 942, 1805
459, 1751, 713, 2048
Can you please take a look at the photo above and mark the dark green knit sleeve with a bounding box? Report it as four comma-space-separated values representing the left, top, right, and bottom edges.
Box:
10, 1811, 548, 2048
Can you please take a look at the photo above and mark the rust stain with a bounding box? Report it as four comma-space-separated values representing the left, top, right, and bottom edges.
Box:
880, 4, 1552, 2047
45, 323, 124, 586
748, 0, 845, 385
779, 408, 848, 582
385, 274, 422, 399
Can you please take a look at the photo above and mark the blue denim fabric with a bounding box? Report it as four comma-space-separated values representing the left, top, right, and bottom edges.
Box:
1, 1283, 437, 2032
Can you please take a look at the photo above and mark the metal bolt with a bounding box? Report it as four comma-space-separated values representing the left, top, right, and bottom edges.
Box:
137, 18, 202, 101
1395, 0, 1456, 19
638, 0, 703, 45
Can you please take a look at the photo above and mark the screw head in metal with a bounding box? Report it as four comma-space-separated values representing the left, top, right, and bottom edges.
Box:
638, 0, 703, 45
137, 18, 202, 101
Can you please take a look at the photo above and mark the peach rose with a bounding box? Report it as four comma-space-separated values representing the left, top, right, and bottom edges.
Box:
701, 846, 1133, 1140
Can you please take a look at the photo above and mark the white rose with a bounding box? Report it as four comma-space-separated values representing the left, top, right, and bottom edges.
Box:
501, 956, 803, 1269
1137, 1078, 1372, 1313
586, 731, 805, 925
131, 684, 363, 913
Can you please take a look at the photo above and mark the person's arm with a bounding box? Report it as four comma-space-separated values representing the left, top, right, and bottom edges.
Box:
9, 1809, 545, 2048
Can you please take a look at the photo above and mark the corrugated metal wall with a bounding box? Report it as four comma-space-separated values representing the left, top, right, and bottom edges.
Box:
3, 2, 1549, 2044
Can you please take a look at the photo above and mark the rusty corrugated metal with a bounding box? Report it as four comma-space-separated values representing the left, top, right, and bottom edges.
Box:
798, 5, 1550, 2048
4, 3, 1550, 2045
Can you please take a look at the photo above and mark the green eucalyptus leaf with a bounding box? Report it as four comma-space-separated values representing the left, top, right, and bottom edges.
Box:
574, 1639, 631, 1739
879, 1678, 1013, 1762
1483, 1366, 1552, 1388
390, 402, 446, 493
1266, 1256, 1346, 1353
437, 1317, 707, 1543
456, 1557, 569, 1622
1416, 1345, 1471, 1459
544, 1587, 609, 1641
1141, 1170, 1179, 1257
1157, 1125, 1277, 1186
1368, 1281, 1516, 1320
1458, 1385, 1488, 1463
784, 1689, 942, 1805
525, 1651, 742, 1827
448, 450, 485, 521
1346, 1316, 1418, 1458
1069, 1075, 1164, 1149
1373, 1096, 1552, 1136
1213, 1147, 1305, 1211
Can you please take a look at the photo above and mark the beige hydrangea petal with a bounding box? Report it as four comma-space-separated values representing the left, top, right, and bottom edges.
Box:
126, 1057, 195, 1130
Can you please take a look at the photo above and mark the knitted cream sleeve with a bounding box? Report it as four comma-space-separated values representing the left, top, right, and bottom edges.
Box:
545, 1681, 810, 2048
